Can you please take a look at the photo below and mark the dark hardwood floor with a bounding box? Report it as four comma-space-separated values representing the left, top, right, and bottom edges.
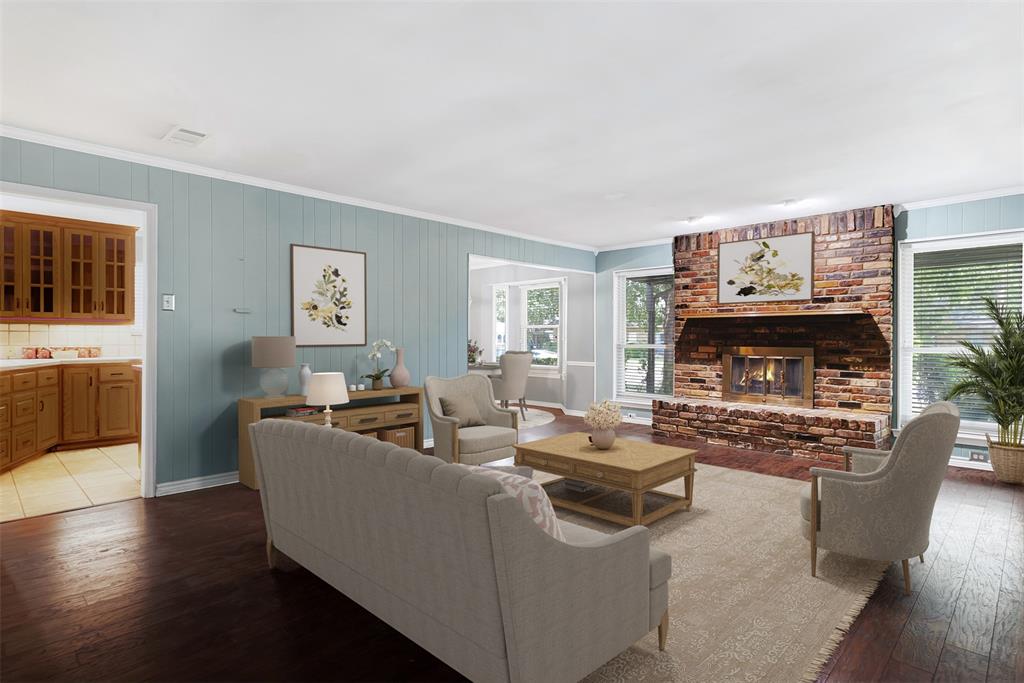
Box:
2, 409, 1021, 682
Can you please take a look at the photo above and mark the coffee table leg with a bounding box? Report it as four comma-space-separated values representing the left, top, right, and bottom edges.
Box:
631, 490, 644, 525
685, 471, 694, 506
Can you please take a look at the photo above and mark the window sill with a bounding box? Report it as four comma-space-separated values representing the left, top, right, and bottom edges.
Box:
614, 395, 670, 408
529, 366, 561, 379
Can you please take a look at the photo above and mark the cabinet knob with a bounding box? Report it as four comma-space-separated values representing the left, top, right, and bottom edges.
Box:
39, 400, 44, 412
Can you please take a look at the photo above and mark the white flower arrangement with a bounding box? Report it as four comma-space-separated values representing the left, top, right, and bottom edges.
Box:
364, 339, 397, 381
584, 400, 622, 431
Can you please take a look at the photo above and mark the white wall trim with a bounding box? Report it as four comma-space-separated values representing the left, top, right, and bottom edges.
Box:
0, 124, 598, 254
597, 237, 674, 253
155, 470, 240, 497
622, 414, 653, 426
424, 438, 434, 449
900, 186, 1024, 211
1, 181, 159, 499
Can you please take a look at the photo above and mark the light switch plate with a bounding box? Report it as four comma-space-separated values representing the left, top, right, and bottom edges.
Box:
161, 294, 176, 311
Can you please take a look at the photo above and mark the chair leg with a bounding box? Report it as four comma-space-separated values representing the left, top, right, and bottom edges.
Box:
902, 559, 912, 595
919, 553, 925, 563
519, 398, 527, 420
810, 475, 818, 578
658, 610, 668, 651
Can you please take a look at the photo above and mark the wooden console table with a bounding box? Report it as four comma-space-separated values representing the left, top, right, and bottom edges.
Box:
237, 386, 423, 489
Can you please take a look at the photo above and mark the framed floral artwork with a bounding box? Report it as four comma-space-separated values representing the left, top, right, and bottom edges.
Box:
291, 245, 367, 346
718, 233, 813, 304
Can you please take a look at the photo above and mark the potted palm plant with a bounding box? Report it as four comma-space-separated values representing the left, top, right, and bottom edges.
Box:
945, 298, 1024, 484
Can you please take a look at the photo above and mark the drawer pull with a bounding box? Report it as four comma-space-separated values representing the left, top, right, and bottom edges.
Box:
595, 472, 604, 479
394, 411, 413, 418
39, 400, 43, 412
356, 416, 379, 425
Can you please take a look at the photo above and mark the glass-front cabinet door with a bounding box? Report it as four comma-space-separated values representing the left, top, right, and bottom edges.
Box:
63, 229, 98, 318
0, 222, 20, 316
99, 231, 133, 320
21, 224, 61, 318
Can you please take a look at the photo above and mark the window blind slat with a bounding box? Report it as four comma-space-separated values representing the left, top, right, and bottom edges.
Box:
616, 270, 674, 398
909, 242, 1023, 423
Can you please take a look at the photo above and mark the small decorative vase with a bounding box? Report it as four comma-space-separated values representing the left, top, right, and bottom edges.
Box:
468, 353, 477, 366
589, 429, 616, 450
389, 348, 410, 388
298, 363, 312, 396
372, 378, 384, 391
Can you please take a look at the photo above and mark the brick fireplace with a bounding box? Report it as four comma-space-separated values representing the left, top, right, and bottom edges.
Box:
652, 205, 894, 463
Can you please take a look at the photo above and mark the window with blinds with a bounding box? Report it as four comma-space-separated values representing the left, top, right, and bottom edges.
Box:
615, 268, 674, 399
905, 241, 1023, 424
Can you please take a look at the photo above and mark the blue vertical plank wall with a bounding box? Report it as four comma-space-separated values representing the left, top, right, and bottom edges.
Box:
0, 137, 595, 484
896, 193, 1024, 240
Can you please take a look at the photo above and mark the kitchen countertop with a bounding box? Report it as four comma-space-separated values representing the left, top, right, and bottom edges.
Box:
0, 357, 143, 371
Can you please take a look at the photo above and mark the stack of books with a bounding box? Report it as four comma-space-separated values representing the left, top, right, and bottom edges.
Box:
285, 406, 319, 418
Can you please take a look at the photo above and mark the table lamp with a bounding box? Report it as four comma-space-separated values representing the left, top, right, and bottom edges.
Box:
306, 372, 350, 426
251, 336, 296, 396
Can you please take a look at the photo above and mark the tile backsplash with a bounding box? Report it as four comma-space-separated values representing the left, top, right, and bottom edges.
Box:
0, 323, 144, 359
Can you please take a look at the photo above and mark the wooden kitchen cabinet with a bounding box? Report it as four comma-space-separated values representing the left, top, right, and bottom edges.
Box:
0, 221, 20, 316
1, 363, 141, 472
62, 366, 98, 442
98, 381, 136, 437
0, 210, 137, 324
63, 228, 99, 318
37, 387, 60, 450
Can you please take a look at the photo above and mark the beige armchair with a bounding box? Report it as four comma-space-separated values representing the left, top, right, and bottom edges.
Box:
801, 402, 960, 594
490, 351, 533, 420
425, 374, 519, 465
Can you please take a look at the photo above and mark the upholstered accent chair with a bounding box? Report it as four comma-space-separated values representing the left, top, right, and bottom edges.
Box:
490, 351, 533, 420
425, 374, 519, 465
801, 402, 960, 594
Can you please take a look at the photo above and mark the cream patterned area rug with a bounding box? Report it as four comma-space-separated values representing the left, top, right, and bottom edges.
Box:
516, 408, 556, 430
538, 464, 886, 683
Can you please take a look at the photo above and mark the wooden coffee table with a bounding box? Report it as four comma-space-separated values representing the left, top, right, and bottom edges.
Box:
514, 432, 696, 526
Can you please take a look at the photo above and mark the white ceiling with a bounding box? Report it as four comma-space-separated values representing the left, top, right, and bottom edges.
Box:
1, 2, 1021, 250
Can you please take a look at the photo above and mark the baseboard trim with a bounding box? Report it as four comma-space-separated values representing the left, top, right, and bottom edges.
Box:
155, 471, 240, 497
623, 415, 653, 426
423, 438, 434, 449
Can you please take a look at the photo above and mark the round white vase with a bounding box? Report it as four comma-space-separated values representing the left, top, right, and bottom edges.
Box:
589, 429, 616, 450
298, 363, 312, 396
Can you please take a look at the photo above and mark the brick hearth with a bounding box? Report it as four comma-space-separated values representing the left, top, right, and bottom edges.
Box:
651, 398, 889, 462
652, 205, 894, 461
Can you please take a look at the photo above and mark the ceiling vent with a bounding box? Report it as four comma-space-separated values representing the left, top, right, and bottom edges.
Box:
161, 125, 208, 146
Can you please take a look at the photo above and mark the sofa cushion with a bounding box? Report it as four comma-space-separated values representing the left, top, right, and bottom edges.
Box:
458, 425, 517, 454
561, 520, 671, 588
469, 466, 566, 542
439, 394, 485, 428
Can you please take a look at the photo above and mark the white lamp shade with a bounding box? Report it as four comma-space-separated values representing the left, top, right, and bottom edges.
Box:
251, 336, 296, 368
306, 372, 350, 407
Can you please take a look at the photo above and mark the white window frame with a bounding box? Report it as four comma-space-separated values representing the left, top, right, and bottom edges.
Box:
491, 283, 508, 362
520, 279, 565, 377
897, 228, 1024, 449
613, 266, 674, 404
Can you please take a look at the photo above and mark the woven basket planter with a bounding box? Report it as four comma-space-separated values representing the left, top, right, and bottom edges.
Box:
988, 435, 1024, 485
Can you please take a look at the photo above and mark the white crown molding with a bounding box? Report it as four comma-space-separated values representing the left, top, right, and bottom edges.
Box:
596, 237, 674, 254
0, 124, 599, 254
900, 186, 1024, 211
155, 470, 239, 497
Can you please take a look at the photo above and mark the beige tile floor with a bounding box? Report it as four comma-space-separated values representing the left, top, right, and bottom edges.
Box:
1, 443, 141, 522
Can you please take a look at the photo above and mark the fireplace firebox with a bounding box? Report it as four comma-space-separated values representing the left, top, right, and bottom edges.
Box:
722, 346, 814, 408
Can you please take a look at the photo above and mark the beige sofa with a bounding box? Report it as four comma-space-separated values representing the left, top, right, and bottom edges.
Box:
250, 419, 670, 683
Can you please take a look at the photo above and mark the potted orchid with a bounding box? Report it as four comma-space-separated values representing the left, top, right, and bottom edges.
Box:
363, 338, 396, 390
584, 400, 622, 450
